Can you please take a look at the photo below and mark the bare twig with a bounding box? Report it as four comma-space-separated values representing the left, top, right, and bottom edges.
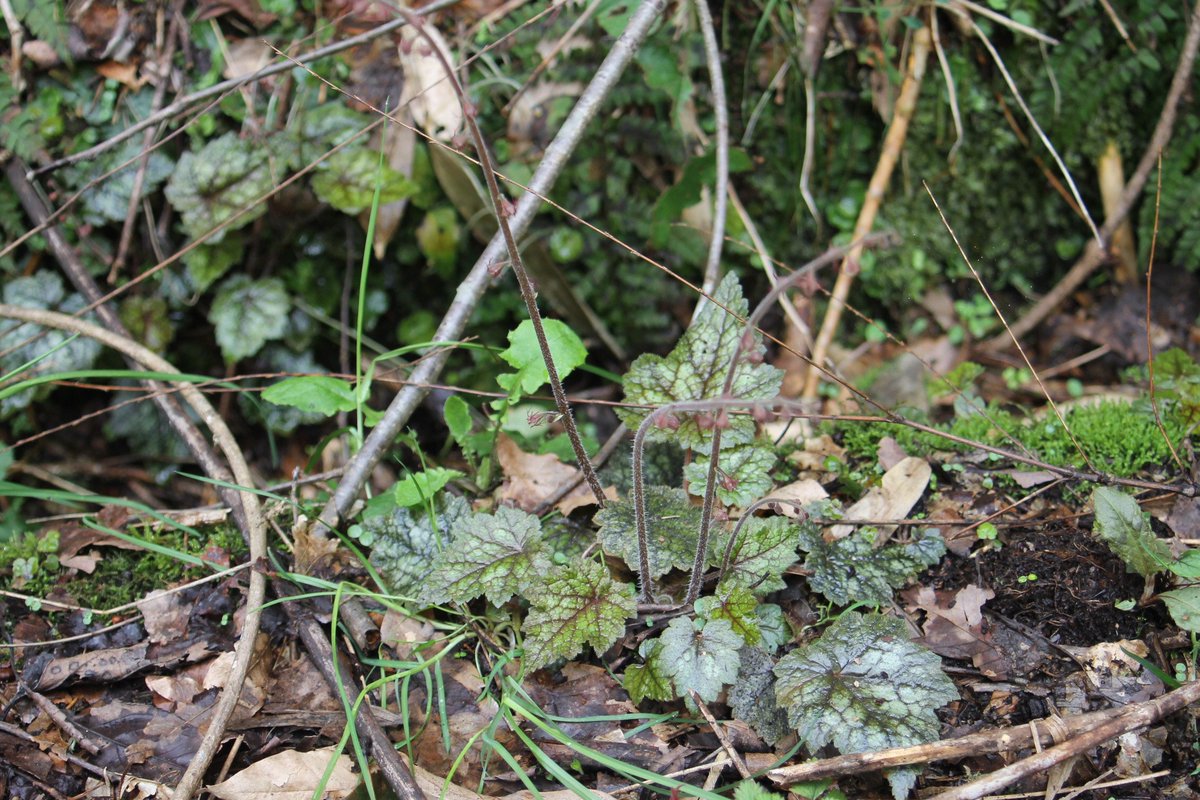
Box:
803, 27, 931, 398
985, 0, 1200, 349
532, 423, 627, 516
318, 0, 669, 533
19, 686, 110, 755
0, 305, 266, 800
689, 691, 752, 780
0, 0, 24, 91
728, 186, 812, 353
111, 1, 183, 279
959, 12, 1100, 246
692, 0, 730, 320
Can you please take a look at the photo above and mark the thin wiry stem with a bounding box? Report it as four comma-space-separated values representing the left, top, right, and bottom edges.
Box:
391, 8, 606, 505
923, 182, 1097, 473
802, 26, 932, 398
692, 0, 730, 320
1143, 158, 1186, 472
930, 11, 964, 166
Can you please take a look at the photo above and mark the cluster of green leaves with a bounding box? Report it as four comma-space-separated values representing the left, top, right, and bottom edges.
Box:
359, 274, 955, 798
1091, 486, 1200, 631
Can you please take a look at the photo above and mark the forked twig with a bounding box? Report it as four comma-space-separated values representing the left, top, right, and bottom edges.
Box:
928, 679, 1200, 800
768, 679, 1200, 788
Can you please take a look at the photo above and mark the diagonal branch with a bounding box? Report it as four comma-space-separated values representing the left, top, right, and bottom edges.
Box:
984, 0, 1200, 350
317, 0, 669, 532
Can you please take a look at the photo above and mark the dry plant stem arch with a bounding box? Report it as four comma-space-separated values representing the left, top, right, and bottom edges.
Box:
318, 0, 669, 533
389, 6, 605, 506
802, 26, 932, 399
3, 157, 252, 536
0, 305, 266, 800
985, 0, 1200, 350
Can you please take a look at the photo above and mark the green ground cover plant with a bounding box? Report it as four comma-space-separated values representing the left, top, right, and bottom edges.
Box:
4, 2, 1200, 799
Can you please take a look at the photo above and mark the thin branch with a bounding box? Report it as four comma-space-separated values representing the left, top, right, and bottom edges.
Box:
0, 0, 25, 91
532, 423, 627, 516
692, 0, 730, 320
985, 0, 1200, 349
689, 691, 752, 780
728, 185, 812, 353
318, 0, 669, 532
930, 11, 964, 165
802, 26, 931, 398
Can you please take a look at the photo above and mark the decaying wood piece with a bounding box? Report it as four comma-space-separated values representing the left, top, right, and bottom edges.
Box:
768, 679, 1200, 799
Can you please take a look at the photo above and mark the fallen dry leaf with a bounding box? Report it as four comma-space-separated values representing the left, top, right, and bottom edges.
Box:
137, 590, 191, 644
397, 23, 463, 142
829, 455, 930, 540
495, 434, 613, 515
763, 478, 828, 517
903, 584, 1003, 675
207, 747, 358, 800
876, 436, 909, 471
